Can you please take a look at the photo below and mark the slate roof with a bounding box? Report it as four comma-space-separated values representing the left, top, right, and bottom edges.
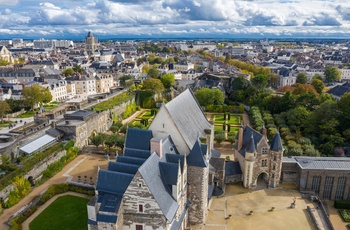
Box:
97, 214, 118, 223
234, 126, 263, 157
165, 89, 212, 150
285, 156, 350, 170
96, 170, 134, 194
139, 153, 178, 222
186, 138, 208, 167
165, 153, 185, 172
327, 83, 350, 97
45, 128, 63, 138
162, 135, 179, 155
225, 161, 242, 176
125, 128, 153, 150
124, 148, 150, 159
246, 134, 257, 153
270, 132, 284, 152
159, 162, 179, 193
108, 161, 139, 174
117, 156, 146, 166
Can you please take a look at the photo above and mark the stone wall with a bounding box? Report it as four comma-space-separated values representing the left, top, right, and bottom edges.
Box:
122, 172, 167, 229
0, 150, 66, 202
187, 166, 208, 225
109, 99, 134, 117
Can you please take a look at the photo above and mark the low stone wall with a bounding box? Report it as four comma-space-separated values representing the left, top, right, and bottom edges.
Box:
6, 109, 26, 118
0, 150, 66, 202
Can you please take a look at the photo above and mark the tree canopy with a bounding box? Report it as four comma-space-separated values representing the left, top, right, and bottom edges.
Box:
142, 78, 164, 94
22, 85, 52, 111
147, 67, 161, 79
251, 74, 268, 92
311, 79, 325, 94
324, 66, 341, 83
296, 72, 308, 84
62, 68, 75, 77
194, 88, 224, 106
160, 73, 175, 89
0, 101, 11, 123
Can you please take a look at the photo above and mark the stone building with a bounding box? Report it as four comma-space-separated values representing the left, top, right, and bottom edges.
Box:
55, 110, 109, 148
95, 75, 114, 94
282, 156, 350, 200
88, 89, 222, 229
231, 125, 284, 188
85, 31, 98, 56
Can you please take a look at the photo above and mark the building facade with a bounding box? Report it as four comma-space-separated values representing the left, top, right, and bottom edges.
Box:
85, 32, 98, 56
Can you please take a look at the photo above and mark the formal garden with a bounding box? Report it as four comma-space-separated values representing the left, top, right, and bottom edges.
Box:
334, 200, 350, 228
131, 109, 157, 128
29, 195, 89, 230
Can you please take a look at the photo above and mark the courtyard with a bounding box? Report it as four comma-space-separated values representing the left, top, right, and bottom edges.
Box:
204, 184, 316, 230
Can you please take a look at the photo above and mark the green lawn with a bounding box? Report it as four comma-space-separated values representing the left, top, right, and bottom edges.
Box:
227, 116, 241, 125
214, 125, 223, 131
214, 115, 225, 123
29, 195, 89, 230
230, 126, 240, 133
0, 120, 13, 128
16, 110, 36, 118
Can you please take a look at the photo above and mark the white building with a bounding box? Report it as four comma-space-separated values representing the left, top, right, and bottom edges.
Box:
340, 68, 350, 81
174, 62, 195, 72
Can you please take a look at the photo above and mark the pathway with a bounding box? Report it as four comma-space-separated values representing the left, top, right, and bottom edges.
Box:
122, 110, 143, 125
0, 153, 101, 230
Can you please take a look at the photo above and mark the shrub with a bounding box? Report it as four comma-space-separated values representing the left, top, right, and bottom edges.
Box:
334, 200, 350, 209
123, 103, 138, 119
339, 209, 350, 222
6, 176, 32, 208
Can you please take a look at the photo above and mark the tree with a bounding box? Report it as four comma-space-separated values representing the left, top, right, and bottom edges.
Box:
0, 58, 10, 66
90, 134, 104, 147
231, 76, 250, 91
62, 68, 75, 77
72, 65, 84, 73
147, 67, 160, 78
22, 85, 52, 111
142, 78, 164, 94
214, 130, 225, 146
324, 66, 341, 83
313, 73, 323, 81
194, 88, 224, 106
161, 73, 175, 89
296, 73, 308, 84
269, 73, 280, 88
0, 101, 11, 123
105, 134, 117, 150
252, 74, 268, 92
311, 79, 325, 94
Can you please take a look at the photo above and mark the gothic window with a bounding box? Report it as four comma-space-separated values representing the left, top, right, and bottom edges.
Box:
273, 155, 277, 161
335, 177, 347, 200
261, 159, 267, 167
272, 164, 276, 170
262, 147, 268, 154
323, 176, 334, 200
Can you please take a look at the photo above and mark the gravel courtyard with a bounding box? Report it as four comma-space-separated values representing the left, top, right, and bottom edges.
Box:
204, 184, 315, 230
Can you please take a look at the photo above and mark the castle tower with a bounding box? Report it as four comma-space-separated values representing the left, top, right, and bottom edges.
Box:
85, 31, 98, 55
244, 134, 257, 188
268, 132, 284, 188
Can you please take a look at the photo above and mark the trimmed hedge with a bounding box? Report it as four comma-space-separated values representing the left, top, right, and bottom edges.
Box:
339, 209, 350, 222
335, 200, 350, 209
9, 184, 94, 230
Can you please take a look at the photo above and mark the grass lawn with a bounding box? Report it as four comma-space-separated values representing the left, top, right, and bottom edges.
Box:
214, 115, 225, 123
133, 120, 141, 126
29, 195, 89, 230
0, 120, 13, 128
230, 126, 240, 133
227, 115, 241, 125
214, 125, 223, 131
17, 110, 36, 118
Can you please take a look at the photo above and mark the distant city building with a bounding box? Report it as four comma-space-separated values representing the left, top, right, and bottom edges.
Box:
33, 39, 54, 49
85, 31, 98, 55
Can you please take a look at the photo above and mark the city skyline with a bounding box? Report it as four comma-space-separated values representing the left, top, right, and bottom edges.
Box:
1, 0, 350, 39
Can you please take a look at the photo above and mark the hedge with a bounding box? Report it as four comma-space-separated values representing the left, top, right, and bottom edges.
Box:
334, 200, 350, 209
9, 184, 94, 230
339, 209, 350, 222
205, 104, 244, 113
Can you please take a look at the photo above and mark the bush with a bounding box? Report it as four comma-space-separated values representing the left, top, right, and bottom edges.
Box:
123, 103, 138, 119
334, 200, 350, 209
6, 176, 31, 208
339, 209, 350, 222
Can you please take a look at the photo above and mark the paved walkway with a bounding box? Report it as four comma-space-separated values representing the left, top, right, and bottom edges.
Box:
0, 117, 34, 134
122, 110, 143, 125
21, 192, 92, 230
0, 154, 94, 230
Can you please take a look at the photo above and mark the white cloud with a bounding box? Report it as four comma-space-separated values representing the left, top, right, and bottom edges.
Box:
0, 0, 19, 6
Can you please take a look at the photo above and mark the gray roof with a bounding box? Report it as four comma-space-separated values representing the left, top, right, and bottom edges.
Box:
108, 161, 139, 174
270, 132, 284, 152
235, 126, 263, 157
165, 153, 185, 172
225, 161, 242, 176
283, 156, 350, 170
159, 162, 179, 193
186, 138, 207, 167
139, 153, 178, 222
246, 134, 256, 153
165, 89, 212, 150
96, 170, 134, 194
19, 134, 56, 154
125, 128, 153, 150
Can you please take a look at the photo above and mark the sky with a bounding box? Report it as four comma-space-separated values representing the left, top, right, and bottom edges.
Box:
1, 0, 350, 39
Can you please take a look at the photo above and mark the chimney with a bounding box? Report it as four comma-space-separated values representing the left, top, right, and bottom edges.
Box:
204, 128, 212, 160
238, 125, 244, 150
150, 138, 163, 158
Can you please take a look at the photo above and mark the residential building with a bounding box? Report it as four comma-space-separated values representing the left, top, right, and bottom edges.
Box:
66, 74, 96, 96
95, 75, 114, 94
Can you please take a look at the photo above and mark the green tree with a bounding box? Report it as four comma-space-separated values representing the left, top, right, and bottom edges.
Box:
90, 134, 104, 147
0, 58, 10, 66
62, 68, 75, 77
313, 73, 323, 81
0, 101, 11, 123
324, 66, 341, 83
251, 74, 268, 92
296, 72, 308, 84
147, 67, 160, 78
22, 85, 52, 111
194, 88, 224, 106
311, 79, 325, 94
72, 65, 84, 73
269, 73, 280, 88
287, 106, 309, 131
142, 78, 164, 94
161, 73, 175, 89
105, 134, 117, 150
214, 130, 225, 146
119, 75, 133, 86
231, 76, 250, 91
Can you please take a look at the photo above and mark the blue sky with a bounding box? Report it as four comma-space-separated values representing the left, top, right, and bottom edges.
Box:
1, 0, 350, 39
